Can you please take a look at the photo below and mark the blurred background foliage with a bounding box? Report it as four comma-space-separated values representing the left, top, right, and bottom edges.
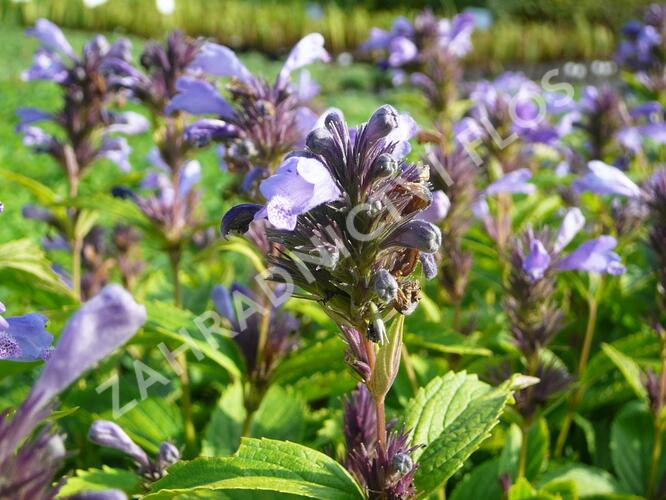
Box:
0, 0, 650, 67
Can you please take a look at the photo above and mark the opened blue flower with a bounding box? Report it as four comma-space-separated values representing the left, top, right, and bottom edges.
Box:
255, 154, 341, 230
0, 313, 53, 362
520, 208, 625, 281
573, 160, 642, 198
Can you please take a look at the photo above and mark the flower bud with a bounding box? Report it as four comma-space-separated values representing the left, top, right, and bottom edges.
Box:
88, 420, 150, 468
45, 434, 66, 461
220, 203, 263, 238
306, 127, 335, 155
365, 105, 399, 143
157, 441, 180, 468
366, 302, 387, 344
382, 220, 442, 254
420, 253, 437, 280
373, 269, 398, 303
371, 153, 398, 178
392, 453, 414, 476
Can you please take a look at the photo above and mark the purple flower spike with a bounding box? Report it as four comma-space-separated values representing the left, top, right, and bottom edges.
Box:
26, 19, 75, 59
523, 239, 551, 281
88, 420, 150, 468
166, 77, 233, 117
258, 155, 341, 230
0, 314, 53, 362
573, 160, 642, 198
553, 207, 585, 252
557, 235, 625, 274
189, 43, 253, 84
279, 33, 331, 82
485, 168, 536, 195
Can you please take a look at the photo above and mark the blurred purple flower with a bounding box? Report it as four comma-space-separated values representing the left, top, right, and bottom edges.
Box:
417, 190, 450, 223
556, 236, 625, 274
0, 313, 53, 362
573, 160, 642, 197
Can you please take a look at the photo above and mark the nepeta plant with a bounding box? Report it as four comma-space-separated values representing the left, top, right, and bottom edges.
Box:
17, 19, 148, 299
0, 302, 53, 362
223, 104, 440, 497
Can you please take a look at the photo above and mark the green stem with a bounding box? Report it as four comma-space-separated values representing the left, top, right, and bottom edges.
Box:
648, 350, 666, 499
71, 236, 83, 300
555, 292, 599, 457
169, 250, 195, 456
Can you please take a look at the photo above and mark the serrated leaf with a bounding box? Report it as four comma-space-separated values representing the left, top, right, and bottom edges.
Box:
601, 343, 648, 401
405, 372, 497, 461
146, 438, 364, 499
202, 381, 246, 457
250, 385, 306, 442
404, 372, 514, 497
58, 466, 140, 497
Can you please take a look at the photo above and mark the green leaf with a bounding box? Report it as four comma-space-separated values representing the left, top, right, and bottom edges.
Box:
508, 478, 540, 500
610, 401, 665, 495
404, 372, 515, 497
203, 381, 246, 457
250, 385, 306, 443
0, 239, 73, 296
601, 343, 648, 401
0, 168, 59, 205
146, 438, 364, 499
72, 208, 100, 242
58, 466, 140, 497
537, 464, 621, 498
367, 315, 403, 399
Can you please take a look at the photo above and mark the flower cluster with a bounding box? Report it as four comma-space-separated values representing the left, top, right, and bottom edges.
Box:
616, 4, 666, 95
223, 105, 439, 336
17, 19, 147, 189
169, 33, 329, 197
564, 86, 666, 162
343, 384, 418, 500
362, 11, 474, 111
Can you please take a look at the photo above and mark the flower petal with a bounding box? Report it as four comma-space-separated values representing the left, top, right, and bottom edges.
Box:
190, 42, 253, 84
